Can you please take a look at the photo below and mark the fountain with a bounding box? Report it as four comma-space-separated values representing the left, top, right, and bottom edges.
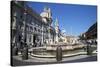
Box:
30, 42, 85, 58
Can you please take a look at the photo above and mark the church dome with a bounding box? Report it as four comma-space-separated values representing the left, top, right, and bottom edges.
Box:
40, 12, 48, 18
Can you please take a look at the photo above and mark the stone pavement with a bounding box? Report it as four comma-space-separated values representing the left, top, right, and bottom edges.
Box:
13, 53, 97, 63
12, 54, 97, 66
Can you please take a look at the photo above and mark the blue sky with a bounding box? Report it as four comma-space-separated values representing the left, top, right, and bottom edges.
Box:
27, 1, 97, 36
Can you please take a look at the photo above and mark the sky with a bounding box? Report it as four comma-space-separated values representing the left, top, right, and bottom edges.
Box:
26, 1, 97, 36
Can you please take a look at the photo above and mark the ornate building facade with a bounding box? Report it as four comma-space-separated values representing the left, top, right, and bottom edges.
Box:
85, 22, 97, 40
11, 1, 61, 49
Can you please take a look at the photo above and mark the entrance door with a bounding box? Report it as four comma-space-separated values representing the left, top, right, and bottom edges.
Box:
33, 34, 37, 47
33, 34, 36, 44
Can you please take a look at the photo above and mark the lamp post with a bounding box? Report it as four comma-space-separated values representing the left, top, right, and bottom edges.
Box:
21, 7, 28, 60
56, 46, 62, 61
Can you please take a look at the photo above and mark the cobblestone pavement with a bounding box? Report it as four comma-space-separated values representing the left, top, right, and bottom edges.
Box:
11, 54, 97, 66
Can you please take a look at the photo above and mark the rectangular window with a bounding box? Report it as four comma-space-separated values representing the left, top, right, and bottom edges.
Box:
29, 35, 31, 42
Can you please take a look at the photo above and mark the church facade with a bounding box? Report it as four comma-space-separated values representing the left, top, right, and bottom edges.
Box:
11, 1, 60, 49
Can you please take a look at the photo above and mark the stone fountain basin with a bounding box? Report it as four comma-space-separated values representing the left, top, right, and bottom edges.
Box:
30, 44, 86, 58
46, 44, 85, 50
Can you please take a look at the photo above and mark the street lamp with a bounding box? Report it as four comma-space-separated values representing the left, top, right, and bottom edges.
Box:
21, 7, 28, 60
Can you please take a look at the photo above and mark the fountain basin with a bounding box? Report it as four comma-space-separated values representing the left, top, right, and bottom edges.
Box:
29, 45, 85, 58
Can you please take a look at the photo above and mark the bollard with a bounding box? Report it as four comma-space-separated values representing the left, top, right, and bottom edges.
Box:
56, 46, 62, 61
87, 44, 92, 55
22, 47, 28, 60
13, 47, 18, 56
